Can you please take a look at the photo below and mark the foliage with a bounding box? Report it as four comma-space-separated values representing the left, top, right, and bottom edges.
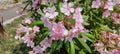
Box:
15, 0, 120, 54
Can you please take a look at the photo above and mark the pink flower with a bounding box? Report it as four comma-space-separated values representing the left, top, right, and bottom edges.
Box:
104, 1, 114, 10
27, 40, 34, 48
117, 42, 120, 47
100, 49, 112, 54
44, 6, 58, 19
33, 26, 40, 33
28, 51, 34, 54
17, 26, 32, 33
112, 49, 120, 54
73, 7, 83, 23
91, 0, 101, 8
102, 10, 110, 18
94, 42, 104, 52
32, 0, 39, 9
33, 46, 46, 54
41, 17, 52, 30
73, 7, 84, 33
61, 2, 74, 16
22, 18, 33, 24
40, 38, 52, 48
21, 33, 35, 48
50, 22, 67, 40
111, 13, 120, 24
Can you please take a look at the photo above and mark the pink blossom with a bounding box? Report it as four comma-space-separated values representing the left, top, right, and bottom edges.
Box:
41, 17, 52, 30
61, 2, 74, 16
44, 6, 58, 19
33, 46, 46, 54
33, 26, 40, 33
104, 1, 114, 10
32, 0, 39, 9
50, 22, 67, 40
91, 0, 101, 8
75, 19, 84, 31
112, 49, 120, 54
100, 49, 112, 54
94, 42, 104, 52
28, 51, 34, 54
27, 40, 34, 48
73, 7, 83, 23
22, 18, 33, 24
73, 7, 84, 32
102, 10, 110, 18
40, 38, 52, 48
117, 42, 120, 47
17, 26, 32, 33
111, 13, 120, 24
21, 33, 35, 48
66, 28, 79, 41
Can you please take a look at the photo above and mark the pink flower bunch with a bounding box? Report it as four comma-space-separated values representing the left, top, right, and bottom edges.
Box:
92, 0, 101, 8
94, 31, 120, 54
43, 6, 58, 19
15, 25, 40, 48
41, 1, 85, 41
16, 0, 86, 54
111, 12, 120, 24
91, 0, 120, 24
29, 38, 52, 54
61, 2, 74, 16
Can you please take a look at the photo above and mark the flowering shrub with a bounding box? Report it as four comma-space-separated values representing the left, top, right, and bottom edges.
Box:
15, 0, 120, 54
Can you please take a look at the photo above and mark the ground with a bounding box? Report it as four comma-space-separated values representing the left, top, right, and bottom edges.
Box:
0, 17, 29, 54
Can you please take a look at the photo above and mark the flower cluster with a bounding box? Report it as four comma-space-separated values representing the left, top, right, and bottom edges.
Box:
15, 24, 40, 48
92, 0, 120, 24
41, 1, 85, 41
28, 1, 86, 53
15, 0, 120, 54
94, 31, 120, 54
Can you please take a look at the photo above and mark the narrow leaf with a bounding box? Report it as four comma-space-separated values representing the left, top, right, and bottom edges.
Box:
77, 38, 91, 53
70, 41, 75, 54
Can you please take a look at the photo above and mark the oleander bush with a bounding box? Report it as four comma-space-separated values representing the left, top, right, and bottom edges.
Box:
15, 0, 120, 54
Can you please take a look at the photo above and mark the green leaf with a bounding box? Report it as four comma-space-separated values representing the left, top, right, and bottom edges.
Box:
83, 15, 89, 22
70, 41, 75, 54
75, 45, 80, 50
79, 50, 85, 54
77, 38, 91, 53
37, 31, 49, 44
66, 19, 76, 24
79, 32, 94, 42
29, 21, 44, 27
100, 24, 113, 32
82, 22, 89, 26
49, 41, 58, 54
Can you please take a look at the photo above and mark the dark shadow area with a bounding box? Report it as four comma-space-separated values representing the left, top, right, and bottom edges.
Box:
13, 43, 32, 54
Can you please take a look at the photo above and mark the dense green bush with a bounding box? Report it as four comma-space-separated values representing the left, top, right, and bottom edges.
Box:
15, 0, 120, 54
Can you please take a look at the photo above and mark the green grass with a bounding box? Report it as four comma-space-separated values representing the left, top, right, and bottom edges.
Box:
0, 17, 24, 54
